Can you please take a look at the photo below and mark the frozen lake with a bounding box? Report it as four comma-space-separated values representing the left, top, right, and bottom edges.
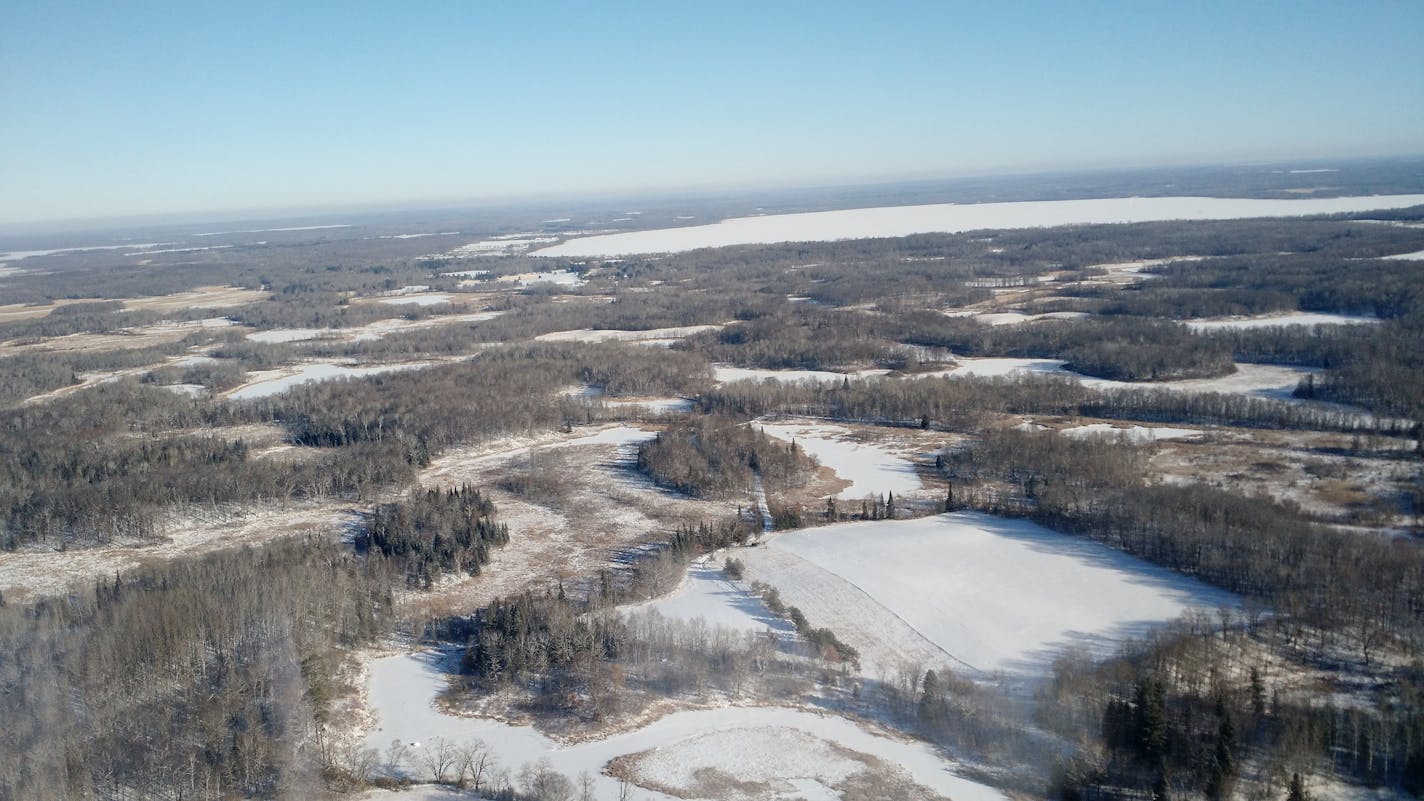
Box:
533, 195, 1424, 256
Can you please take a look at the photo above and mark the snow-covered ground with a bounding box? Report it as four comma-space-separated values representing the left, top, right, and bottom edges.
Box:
970, 310, 1091, 325
1184, 312, 1380, 331
638, 559, 796, 636
759, 423, 922, 500
246, 328, 331, 343
363, 650, 1006, 801
570, 386, 694, 414
714, 366, 888, 384
1061, 424, 1202, 442
243, 311, 504, 345
532, 195, 1424, 257
381, 293, 452, 306
1383, 248, 1424, 260
921, 357, 1318, 400
739, 512, 1238, 680
534, 324, 722, 343
226, 362, 431, 400
497, 269, 586, 287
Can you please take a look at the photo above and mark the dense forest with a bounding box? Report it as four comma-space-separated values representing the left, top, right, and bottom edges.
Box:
0, 539, 396, 801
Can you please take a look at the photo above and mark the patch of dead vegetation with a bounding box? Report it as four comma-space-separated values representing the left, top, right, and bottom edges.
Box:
0, 501, 356, 604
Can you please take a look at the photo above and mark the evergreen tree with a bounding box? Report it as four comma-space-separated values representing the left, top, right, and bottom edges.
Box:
1286, 772, 1308, 801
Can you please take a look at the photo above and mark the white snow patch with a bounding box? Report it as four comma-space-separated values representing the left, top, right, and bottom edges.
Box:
1185, 312, 1380, 331
714, 366, 885, 384
0, 243, 170, 261
499, 269, 586, 287
380, 293, 452, 306
638, 560, 795, 635
970, 310, 1091, 326
246, 328, 332, 343
759, 423, 922, 500
194, 224, 350, 236
532, 195, 1424, 257
1061, 424, 1202, 442
741, 512, 1238, 679
535, 324, 721, 343
226, 362, 430, 400
161, 383, 208, 398
363, 651, 1006, 801
1383, 248, 1424, 261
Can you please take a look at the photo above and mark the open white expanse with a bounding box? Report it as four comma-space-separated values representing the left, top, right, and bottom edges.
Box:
1383, 248, 1424, 260
639, 559, 796, 635
535, 324, 722, 343
533, 195, 1424, 257
1061, 424, 1202, 442
740, 512, 1237, 679
714, 366, 888, 384
363, 650, 1006, 801
1184, 312, 1380, 331
922, 357, 1318, 401
226, 362, 430, 400
380, 293, 452, 306
759, 423, 922, 500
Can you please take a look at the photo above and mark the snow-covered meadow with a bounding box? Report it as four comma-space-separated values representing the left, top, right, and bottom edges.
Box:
758, 423, 922, 500
226, 362, 431, 400
739, 512, 1238, 680
533, 195, 1424, 257
363, 649, 1006, 801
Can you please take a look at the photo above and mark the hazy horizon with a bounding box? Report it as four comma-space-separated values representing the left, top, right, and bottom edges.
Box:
3, 2, 1422, 225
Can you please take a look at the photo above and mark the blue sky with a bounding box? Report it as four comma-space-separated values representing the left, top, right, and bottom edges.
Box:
2, 1, 1422, 223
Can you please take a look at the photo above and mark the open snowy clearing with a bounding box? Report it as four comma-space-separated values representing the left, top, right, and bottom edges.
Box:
759, 423, 922, 500
714, 366, 889, 385
1061, 423, 1203, 442
969, 310, 1091, 326
497, 269, 586, 287
226, 361, 433, 400
570, 386, 694, 414
1184, 311, 1380, 331
380, 293, 452, 306
637, 558, 796, 636
245, 311, 504, 344
921, 357, 1319, 400
534, 324, 723, 343
363, 650, 1006, 801
739, 512, 1238, 680
532, 195, 1424, 257
1382, 248, 1424, 260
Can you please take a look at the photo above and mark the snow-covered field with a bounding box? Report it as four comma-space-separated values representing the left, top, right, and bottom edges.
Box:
1061, 424, 1202, 442
246, 328, 330, 343
714, 366, 888, 384
497, 269, 586, 287
244, 311, 504, 345
639, 559, 796, 636
226, 362, 431, 400
535, 324, 722, 343
363, 650, 1005, 801
532, 195, 1424, 257
380, 293, 452, 306
1184, 312, 1380, 331
759, 423, 922, 500
739, 512, 1237, 680
570, 386, 694, 414
970, 310, 1091, 326
1383, 248, 1424, 260
921, 357, 1318, 400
